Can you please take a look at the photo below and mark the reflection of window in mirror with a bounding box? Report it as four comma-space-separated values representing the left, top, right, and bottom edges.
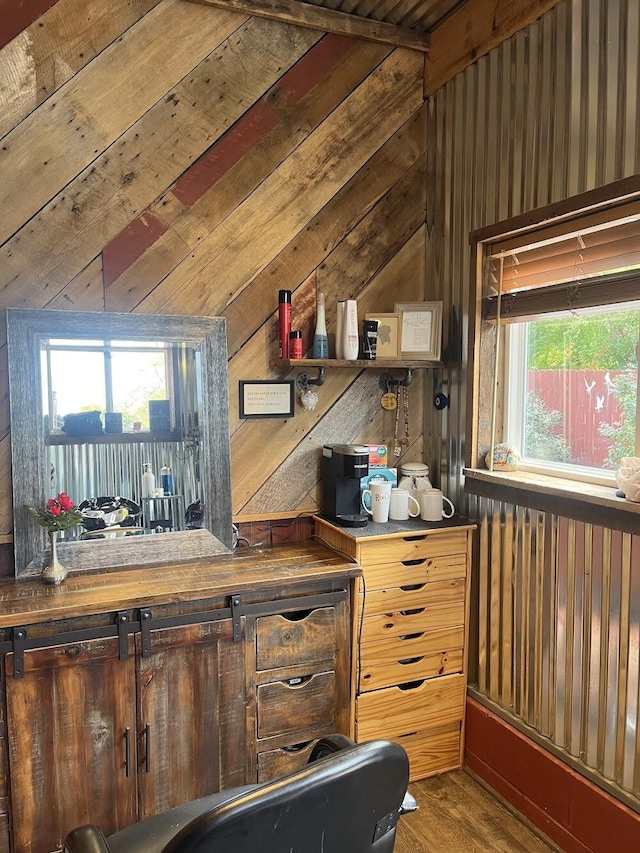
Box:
41, 338, 173, 436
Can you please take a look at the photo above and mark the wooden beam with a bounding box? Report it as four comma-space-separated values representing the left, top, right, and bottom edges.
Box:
189, 0, 430, 52
425, 0, 565, 95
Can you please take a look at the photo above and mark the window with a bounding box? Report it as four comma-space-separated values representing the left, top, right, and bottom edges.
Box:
471, 184, 640, 485
41, 338, 171, 433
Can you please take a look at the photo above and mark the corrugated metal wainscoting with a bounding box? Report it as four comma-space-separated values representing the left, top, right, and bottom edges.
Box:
426, 0, 640, 812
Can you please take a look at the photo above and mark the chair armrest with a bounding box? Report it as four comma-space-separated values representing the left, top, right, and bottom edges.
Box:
308, 734, 356, 763
63, 825, 112, 853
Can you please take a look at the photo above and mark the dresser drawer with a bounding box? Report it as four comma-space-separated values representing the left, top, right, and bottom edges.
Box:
360, 605, 465, 644
356, 673, 465, 740
396, 724, 462, 781
361, 578, 465, 618
256, 607, 337, 671
361, 555, 466, 591
257, 739, 317, 782
356, 532, 469, 566
360, 648, 463, 692
360, 624, 464, 663
257, 672, 336, 738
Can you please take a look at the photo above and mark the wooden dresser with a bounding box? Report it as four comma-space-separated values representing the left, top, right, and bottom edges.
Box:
315, 516, 474, 782
0, 543, 358, 853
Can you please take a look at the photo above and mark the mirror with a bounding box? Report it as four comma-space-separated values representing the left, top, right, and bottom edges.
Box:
7, 309, 233, 576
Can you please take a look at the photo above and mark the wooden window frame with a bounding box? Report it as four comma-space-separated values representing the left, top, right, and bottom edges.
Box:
465, 177, 640, 535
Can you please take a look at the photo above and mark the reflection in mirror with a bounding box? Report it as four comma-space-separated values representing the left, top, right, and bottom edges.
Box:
8, 309, 232, 576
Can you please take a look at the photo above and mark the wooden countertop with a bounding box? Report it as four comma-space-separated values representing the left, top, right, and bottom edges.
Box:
0, 542, 359, 629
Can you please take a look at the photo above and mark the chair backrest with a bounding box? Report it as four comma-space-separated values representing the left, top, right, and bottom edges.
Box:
164, 739, 409, 853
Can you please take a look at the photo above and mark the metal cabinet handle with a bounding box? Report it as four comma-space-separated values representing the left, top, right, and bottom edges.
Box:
145, 723, 151, 773
124, 727, 131, 777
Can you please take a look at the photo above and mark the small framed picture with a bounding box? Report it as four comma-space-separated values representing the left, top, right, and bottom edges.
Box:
365, 313, 400, 359
239, 380, 294, 418
394, 302, 442, 360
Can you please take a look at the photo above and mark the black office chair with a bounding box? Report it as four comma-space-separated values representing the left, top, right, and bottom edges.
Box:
64, 736, 411, 853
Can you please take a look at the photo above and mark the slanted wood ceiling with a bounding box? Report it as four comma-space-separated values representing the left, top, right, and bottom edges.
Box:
192, 0, 567, 92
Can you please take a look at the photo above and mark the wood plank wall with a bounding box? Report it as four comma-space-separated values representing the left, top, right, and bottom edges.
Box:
0, 0, 427, 573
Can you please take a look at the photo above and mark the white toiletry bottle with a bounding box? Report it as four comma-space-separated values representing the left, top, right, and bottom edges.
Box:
342, 299, 359, 360
312, 292, 329, 359
142, 463, 155, 499
336, 301, 345, 359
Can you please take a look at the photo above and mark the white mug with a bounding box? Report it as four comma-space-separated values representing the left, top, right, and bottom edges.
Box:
419, 488, 455, 522
362, 481, 393, 523
389, 488, 420, 521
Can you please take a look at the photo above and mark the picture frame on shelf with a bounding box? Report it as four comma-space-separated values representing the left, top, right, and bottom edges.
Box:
394, 301, 442, 360
364, 313, 401, 359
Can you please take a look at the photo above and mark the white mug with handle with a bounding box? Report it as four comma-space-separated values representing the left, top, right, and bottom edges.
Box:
419, 488, 455, 522
362, 480, 393, 523
389, 488, 420, 521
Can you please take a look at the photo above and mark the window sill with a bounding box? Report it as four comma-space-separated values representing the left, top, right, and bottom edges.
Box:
463, 468, 640, 535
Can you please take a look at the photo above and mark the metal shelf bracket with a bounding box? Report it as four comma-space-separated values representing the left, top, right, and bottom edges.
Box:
295, 368, 326, 392
378, 369, 414, 392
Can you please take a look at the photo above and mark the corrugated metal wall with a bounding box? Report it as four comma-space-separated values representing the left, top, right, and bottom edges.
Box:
427, 0, 640, 807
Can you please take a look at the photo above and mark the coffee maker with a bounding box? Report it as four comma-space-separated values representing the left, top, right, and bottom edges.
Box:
321, 444, 369, 527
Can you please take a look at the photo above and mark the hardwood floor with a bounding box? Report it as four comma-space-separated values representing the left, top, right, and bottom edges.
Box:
395, 771, 558, 852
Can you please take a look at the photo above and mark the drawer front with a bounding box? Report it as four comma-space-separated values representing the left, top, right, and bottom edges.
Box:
257, 740, 317, 782
360, 624, 464, 664
361, 578, 465, 617
0, 814, 8, 853
361, 555, 467, 591
360, 605, 465, 644
356, 673, 465, 740
360, 649, 463, 692
257, 672, 336, 739
357, 532, 469, 566
256, 607, 337, 671
396, 724, 462, 781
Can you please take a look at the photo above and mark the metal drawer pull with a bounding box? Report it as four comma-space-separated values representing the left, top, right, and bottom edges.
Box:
144, 724, 151, 772
398, 656, 424, 665
124, 727, 131, 777
283, 675, 312, 687
399, 632, 425, 641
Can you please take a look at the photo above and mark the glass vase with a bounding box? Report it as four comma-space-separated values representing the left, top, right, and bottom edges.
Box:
41, 530, 68, 585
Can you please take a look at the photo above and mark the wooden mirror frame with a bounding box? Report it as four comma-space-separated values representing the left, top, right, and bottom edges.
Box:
7, 309, 233, 576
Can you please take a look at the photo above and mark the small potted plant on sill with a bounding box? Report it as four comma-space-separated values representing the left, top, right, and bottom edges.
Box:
30, 493, 82, 585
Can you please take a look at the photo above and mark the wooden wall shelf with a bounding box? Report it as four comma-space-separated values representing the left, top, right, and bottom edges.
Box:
281, 358, 443, 389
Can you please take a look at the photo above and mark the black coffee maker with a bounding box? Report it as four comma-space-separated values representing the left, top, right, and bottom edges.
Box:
321, 444, 369, 527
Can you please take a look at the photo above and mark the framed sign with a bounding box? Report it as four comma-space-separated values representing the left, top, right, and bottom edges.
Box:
364, 313, 400, 358
394, 301, 443, 360
239, 380, 295, 419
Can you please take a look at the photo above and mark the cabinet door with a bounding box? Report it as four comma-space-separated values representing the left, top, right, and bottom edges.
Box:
5, 637, 137, 853
136, 616, 248, 818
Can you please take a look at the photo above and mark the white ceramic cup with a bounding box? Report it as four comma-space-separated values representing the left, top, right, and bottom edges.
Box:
362, 480, 393, 523
389, 488, 420, 521
419, 488, 455, 522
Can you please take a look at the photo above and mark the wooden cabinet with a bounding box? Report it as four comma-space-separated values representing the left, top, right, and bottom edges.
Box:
5, 637, 138, 853
0, 545, 358, 853
315, 516, 474, 782
251, 601, 352, 783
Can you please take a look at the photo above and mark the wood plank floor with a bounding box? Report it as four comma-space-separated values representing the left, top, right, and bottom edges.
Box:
395, 771, 558, 852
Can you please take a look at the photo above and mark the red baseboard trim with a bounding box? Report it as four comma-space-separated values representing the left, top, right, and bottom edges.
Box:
465, 697, 640, 853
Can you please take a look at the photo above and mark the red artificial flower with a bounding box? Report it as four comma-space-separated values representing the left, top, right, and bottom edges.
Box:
46, 501, 61, 516
57, 492, 75, 511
